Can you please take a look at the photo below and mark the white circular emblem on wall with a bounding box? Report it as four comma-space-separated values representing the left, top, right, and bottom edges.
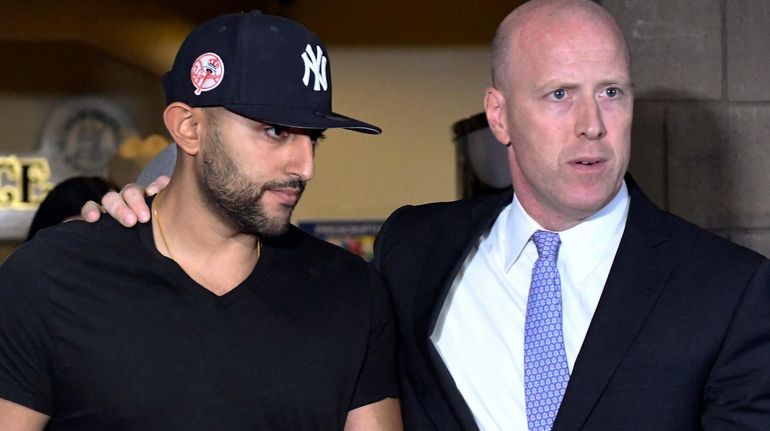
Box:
39, 97, 135, 182
190, 52, 224, 95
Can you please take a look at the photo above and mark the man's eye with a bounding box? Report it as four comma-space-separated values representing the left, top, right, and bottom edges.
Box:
605, 87, 620, 98
266, 126, 289, 139
551, 89, 566, 100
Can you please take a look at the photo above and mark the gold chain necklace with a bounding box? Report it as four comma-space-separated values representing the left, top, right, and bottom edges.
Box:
152, 191, 261, 263
153, 191, 175, 261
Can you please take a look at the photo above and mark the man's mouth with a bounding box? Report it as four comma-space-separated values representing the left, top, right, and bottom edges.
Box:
570, 156, 606, 166
267, 188, 302, 206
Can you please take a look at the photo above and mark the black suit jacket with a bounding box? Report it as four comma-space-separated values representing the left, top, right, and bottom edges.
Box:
373, 178, 770, 430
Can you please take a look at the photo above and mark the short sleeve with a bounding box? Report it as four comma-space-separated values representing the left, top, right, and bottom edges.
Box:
0, 245, 55, 415
348, 266, 400, 409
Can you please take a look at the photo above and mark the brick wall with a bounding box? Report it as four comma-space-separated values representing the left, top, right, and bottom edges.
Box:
602, 0, 770, 256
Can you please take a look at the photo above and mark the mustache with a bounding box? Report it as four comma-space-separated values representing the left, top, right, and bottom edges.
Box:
261, 178, 306, 193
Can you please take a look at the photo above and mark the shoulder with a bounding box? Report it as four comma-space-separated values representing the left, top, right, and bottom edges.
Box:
661, 211, 765, 266
3, 218, 123, 271
266, 224, 372, 277
36, 218, 146, 269
276, 224, 367, 262
387, 194, 494, 223
264, 225, 390, 314
379, 193, 509, 241
625, 200, 766, 285
30, 217, 139, 245
626, 180, 765, 269
0, 218, 146, 297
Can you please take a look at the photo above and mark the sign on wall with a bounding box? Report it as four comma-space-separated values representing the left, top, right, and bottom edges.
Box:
0, 97, 136, 240
298, 220, 383, 261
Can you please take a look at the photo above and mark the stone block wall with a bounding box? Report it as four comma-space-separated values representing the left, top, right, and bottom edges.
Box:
602, 0, 770, 256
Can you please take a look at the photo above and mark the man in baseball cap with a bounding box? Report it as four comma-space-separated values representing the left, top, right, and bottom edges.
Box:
0, 11, 401, 430
163, 10, 380, 133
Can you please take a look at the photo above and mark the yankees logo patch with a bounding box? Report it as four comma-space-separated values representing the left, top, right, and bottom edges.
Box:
190, 52, 224, 95
301, 44, 328, 91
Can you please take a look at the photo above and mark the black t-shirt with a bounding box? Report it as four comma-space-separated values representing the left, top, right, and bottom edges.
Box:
0, 217, 398, 430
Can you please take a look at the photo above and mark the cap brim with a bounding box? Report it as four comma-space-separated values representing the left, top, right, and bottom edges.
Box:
223, 105, 381, 134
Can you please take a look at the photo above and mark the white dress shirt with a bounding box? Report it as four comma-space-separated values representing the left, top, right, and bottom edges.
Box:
432, 182, 629, 431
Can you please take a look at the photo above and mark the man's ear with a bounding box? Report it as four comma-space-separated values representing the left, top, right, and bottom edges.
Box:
484, 87, 511, 146
163, 102, 202, 156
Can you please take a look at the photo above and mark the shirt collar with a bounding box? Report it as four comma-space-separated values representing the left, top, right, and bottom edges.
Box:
501, 180, 630, 274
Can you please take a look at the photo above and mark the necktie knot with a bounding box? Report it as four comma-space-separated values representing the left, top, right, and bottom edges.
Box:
532, 230, 560, 261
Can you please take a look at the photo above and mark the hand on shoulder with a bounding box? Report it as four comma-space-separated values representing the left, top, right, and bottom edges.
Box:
79, 175, 170, 227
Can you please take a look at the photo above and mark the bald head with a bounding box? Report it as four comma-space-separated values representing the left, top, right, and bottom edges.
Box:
483, 0, 634, 230
490, 0, 630, 91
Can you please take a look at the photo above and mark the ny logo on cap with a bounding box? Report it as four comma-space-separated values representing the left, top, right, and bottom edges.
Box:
301, 44, 328, 91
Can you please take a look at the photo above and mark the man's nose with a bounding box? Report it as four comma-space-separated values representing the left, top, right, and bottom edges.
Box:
575, 97, 607, 140
285, 135, 315, 181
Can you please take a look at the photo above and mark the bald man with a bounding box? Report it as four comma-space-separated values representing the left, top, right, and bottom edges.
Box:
373, 1, 770, 430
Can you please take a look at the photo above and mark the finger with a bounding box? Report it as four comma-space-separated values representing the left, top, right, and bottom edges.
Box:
80, 200, 104, 223
145, 175, 171, 197
121, 183, 152, 224
102, 190, 138, 227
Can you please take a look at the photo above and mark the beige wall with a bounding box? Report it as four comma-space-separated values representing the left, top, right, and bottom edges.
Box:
294, 46, 491, 222
0, 95, 53, 153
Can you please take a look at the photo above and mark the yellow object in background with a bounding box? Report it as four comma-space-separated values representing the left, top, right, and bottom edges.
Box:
109, 134, 170, 187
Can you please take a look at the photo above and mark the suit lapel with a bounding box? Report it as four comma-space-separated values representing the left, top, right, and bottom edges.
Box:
426, 191, 513, 338
553, 179, 675, 430
420, 191, 513, 430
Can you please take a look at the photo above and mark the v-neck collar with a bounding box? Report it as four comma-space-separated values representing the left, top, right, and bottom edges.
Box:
137, 197, 274, 307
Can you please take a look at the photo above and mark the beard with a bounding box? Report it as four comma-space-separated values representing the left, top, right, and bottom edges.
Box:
197, 127, 305, 237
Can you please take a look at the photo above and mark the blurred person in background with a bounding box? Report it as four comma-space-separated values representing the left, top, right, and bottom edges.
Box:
26, 176, 116, 241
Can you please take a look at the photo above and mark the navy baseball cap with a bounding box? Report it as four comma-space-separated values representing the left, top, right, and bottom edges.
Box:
163, 11, 381, 134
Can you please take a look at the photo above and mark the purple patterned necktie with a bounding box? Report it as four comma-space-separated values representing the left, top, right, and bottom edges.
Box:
524, 230, 570, 431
